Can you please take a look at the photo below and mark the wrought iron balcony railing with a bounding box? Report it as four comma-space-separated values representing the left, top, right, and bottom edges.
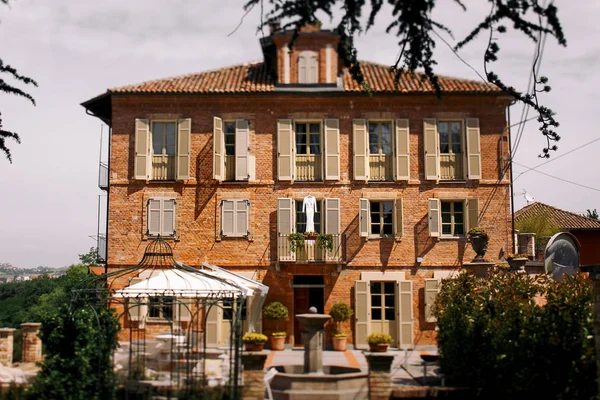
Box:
277, 233, 345, 263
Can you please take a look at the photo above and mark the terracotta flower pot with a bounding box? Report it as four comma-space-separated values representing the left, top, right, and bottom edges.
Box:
270, 335, 286, 351
368, 343, 389, 352
244, 343, 265, 352
332, 336, 347, 352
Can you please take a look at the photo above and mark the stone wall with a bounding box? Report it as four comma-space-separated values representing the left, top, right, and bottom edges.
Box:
0, 329, 15, 366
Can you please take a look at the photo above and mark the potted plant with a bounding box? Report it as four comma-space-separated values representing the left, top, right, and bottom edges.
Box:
242, 333, 268, 351
316, 233, 334, 252
288, 233, 306, 253
263, 301, 289, 351
329, 302, 353, 351
506, 253, 529, 272
304, 230, 318, 241
367, 333, 393, 352
468, 227, 489, 261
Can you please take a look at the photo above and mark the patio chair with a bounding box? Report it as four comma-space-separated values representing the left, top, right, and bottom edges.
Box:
264, 367, 278, 400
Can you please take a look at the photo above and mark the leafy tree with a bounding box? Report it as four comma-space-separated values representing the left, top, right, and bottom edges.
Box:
78, 247, 99, 267
584, 209, 599, 220
515, 207, 561, 252
1, 0, 37, 163
246, 0, 565, 157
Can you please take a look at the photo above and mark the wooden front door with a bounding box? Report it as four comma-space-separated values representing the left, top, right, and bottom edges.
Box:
293, 287, 324, 346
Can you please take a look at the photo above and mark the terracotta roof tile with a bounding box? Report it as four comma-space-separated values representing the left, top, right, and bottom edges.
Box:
109, 61, 500, 95
514, 202, 600, 230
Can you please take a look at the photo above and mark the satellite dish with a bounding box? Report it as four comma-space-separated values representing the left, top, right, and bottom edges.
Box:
544, 232, 580, 280
522, 190, 535, 205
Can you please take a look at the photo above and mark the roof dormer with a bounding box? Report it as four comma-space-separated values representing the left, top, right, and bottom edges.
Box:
260, 23, 341, 87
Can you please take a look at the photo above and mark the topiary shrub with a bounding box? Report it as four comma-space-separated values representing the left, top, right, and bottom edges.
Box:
329, 302, 353, 337
434, 269, 596, 399
263, 301, 288, 335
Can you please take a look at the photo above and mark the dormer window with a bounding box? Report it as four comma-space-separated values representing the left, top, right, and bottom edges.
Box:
298, 51, 318, 83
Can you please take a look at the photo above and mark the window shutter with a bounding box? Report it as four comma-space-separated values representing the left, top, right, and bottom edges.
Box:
134, 119, 150, 180
466, 118, 482, 179
324, 198, 340, 235
205, 303, 222, 347
394, 198, 404, 239
324, 119, 340, 180
236, 200, 249, 237
298, 54, 307, 83
424, 279, 439, 323
176, 118, 191, 180
397, 280, 414, 349
395, 119, 410, 181
162, 199, 176, 236
353, 119, 368, 180
213, 117, 224, 180
423, 118, 439, 180
277, 198, 294, 235
148, 199, 161, 236
221, 200, 235, 236
359, 198, 369, 237
178, 298, 192, 322
277, 119, 294, 181
467, 198, 479, 231
354, 280, 370, 349
309, 54, 318, 83
428, 198, 440, 237
235, 119, 250, 181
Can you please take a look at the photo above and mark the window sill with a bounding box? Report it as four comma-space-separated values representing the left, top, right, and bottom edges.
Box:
439, 235, 466, 240
366, 235, 395, 240
439, 179, 467, 183
143, 235, 180, 242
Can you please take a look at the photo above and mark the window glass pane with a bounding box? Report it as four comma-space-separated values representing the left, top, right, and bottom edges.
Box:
452, 142, 462, 154
153, 134, 162, 154
438, 122, 448, 133
296, 123, 306, 134
385, 308, 396, 321
296, 144, 307, 154
383, 202, 393, 213
454, 213, 464, 224
370, 282, 381, 294
371, 296, 382, 307
369, 132, 378, 154
455, 223, 464, 235
225, 132, 235, 145
383, 223, 393, 235
382, 129, 392, 155
166, 123, 176, 135
439, 132, 449, 153
296, 133, 307, 144
451, 122, 462, 134
385, 295, 394, 307
441, 202, 451, 212
442, 225, 451, 235
384, 282, 395, 294
370, 202, 380, 213
442, 213, 451, 223
309, 134, 320, 154
225, 122, 236, 134
163, 297, 173, 320
309, 123, 320, 133
454, 202, 464, 212
371, 224, 381, 235
372, 308, 382, 320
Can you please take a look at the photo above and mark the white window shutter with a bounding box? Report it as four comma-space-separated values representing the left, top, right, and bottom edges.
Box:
236, 200, 249, 237
235, 119, 250, 181
424, 279, 439, 323
359, 198, 369, 237
324, 119, 340, 180
277, 119, 294, 181
466, 118, 482, 179
213, 117, 224, 180
423, 118, 439, 180
162, 199, 176, 236
395, 119, 410, 181
353, 119, 368, 180
221, 200, 235, 236
205, 303, 222, 348
354, 280, 370, 349
176, 118, 191, 180
298, 54, 307, 83
394, 198, 404, 239
148, 199, 161, 236
277, 198, 295, 262
134, 119, 150, 180
397, 280, 414, 349
324, 198, 340, 235
309, 54, 318, 83
467, 198, 479, 231
428, 198, 441, 238
178, 298, 192, 322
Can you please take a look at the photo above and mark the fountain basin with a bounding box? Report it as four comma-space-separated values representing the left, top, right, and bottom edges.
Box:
270, 365, 368, 400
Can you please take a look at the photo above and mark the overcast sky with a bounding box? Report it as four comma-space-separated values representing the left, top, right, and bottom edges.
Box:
0, 0, 598, 268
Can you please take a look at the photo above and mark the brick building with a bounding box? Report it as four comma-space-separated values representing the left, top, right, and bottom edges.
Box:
82, 25, 513, 349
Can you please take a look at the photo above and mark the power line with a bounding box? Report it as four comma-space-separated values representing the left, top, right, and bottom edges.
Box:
514, 137, 600, 182
512, 161, 600, 192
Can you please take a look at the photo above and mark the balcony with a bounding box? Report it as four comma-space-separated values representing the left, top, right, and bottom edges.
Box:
152, 155, 175, 180
277, 234, 345, 263
369, 154, 393, 181
440, 154, 464, 180
98, 162, 108, 190
295, 154, 322, 181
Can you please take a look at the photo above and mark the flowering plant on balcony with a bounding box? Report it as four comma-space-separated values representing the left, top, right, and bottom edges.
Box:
287, 233, 305, 253
316, 233, 334, 252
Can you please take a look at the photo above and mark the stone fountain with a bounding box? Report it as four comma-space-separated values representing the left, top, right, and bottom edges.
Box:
269, 307, 368, 400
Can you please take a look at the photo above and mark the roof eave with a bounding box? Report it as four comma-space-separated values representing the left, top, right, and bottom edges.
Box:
81, 92, 112, 125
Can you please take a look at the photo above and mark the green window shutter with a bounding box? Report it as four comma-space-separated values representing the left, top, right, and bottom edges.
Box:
221, 200, 235, 237
147, 199, 161, 236
466, 118, 482, 180
397, 280, 414, 349
354, 280, 370, 349
213, 117, 224, 180
134, 119, 150, 180
176, 118, 191, 180
394, 198, 404, 239
353, 119, 368, 180
162, 199, 176, 236
428, 198, 440, 238
235, 119, 250, 181
423, 118, 439, 180
467, 198, 479, 231
424, 279, 439, 323
324, 119, 340, 180
395, 119, 410, 181
359, 198, 369, 237
277, 119, 294, 181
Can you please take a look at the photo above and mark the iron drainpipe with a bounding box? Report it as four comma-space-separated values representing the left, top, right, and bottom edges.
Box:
507, 102, 516, 253
104, 125, 111, 274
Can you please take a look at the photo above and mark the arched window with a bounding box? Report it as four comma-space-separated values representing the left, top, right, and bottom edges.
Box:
298, 51, 318, 83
